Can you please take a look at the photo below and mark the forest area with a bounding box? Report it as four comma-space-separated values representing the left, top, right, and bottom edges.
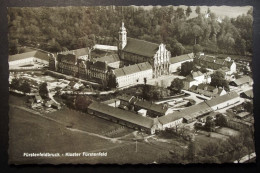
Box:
8, 6, 253, 58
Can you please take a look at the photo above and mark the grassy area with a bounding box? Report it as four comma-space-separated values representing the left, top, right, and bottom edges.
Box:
9, 94, 240, 164
9, 106, 118, 164
215, 127, 240, 137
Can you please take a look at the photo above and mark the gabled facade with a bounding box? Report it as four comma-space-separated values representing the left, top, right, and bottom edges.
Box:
118, 22, 171, 78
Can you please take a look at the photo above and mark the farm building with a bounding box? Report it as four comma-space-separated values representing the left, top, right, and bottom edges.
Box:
158, 112, 184, 130
240, 89, 253, 99
169, 53, 195, 73
117, 95, 171, 117
9, 50, 49, 69
87, 102, 161, 134
180, 102, 213, 123
229, 76, 253, 88
205, 92, 240, 111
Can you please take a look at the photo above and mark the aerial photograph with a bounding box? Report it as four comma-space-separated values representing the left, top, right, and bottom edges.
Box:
8, 5, 255, 164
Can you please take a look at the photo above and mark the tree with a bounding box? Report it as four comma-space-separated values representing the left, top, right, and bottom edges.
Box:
9, 40, 18, 55
244, 101, 253, 113
173, 42, 185, 56
107, 74, 118, 89
144, 77, 147, 85
180, 61, 194, 76
185, 6, 192, 18
207, 7, 211, 14
195, 6, 201, 15
215, 114, 228, 127
210, 71, 230, 91
193, 44, 203, 54
176, 7, 185, 19
187, 142, 196, 162
10, 78, 20, 90
39, 82, 48, 97
75, 96, 92, 112
204, 116, 215, 132
19, 81, 31, 94
170, 78, 184, 93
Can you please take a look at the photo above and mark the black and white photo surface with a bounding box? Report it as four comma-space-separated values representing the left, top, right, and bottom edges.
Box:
8, 5, 255, 164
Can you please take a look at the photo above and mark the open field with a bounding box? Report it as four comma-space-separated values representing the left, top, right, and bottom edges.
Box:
9, 94, 242, 164
216, 127, 240, 137
9, 94, 179, 164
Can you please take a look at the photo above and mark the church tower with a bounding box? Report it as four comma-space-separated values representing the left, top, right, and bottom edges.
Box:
118, 22, 127, 50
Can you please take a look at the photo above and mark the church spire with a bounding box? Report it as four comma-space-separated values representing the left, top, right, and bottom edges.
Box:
119, 21, 127, 50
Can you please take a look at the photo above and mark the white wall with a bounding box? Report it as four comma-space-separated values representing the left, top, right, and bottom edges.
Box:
162, 118, 183, 130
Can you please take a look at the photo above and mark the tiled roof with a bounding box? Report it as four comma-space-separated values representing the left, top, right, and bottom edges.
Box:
88, 102, 154, 129
135, 100, 169, 114
123, 37, 159, 57
190, 85, 198, 91
158, 111, 184, 125
117, 95, 136, 103
233, 76, 253, 86
114, 62, 152, 77
61, 48, 90, 58
92, 61, 107, 70
57, 53, 76, 64
205, 92, 239, 107
9, 50, 49, 62
180, 102, 213, 119
95, 54, 120, 63
200, 55, 216, 62
242, 89, 253, 98
170, 53, 194, 64
197, 84, 217, 92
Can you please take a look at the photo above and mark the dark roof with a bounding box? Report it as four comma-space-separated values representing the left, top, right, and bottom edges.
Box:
92, 61, 107, 70
184, 76, 195, 82
135, 100, 169, 114
88, 102, 154, 129
69, 81, 76, 87
95, 54, 120, 63
170, 53, 194, 64
205, 92, 239, 107
198, 55, 234, 68
9, 50, 49, 62
60, 48, 90, 58
197, 84, 217, 92
114, 62, 152, 77
190, 85, 198, 91
200, 55, 216, 62
158, 112, 184, 125
117, 95, 135, 103
123, 37, 159, 57
57, 53, 76, 64
232, 76, 253, 86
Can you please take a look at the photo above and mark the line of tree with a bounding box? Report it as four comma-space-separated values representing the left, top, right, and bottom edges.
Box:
163, 126, 254, 163
8, 6, 253, 56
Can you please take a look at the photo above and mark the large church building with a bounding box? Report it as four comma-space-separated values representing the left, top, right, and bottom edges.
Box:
118, 22, 171, 78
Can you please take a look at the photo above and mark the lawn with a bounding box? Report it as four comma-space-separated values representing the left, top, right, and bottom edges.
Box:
45, 107, 127, 135
9, 106, 120, 164
215, 127, 240, 137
